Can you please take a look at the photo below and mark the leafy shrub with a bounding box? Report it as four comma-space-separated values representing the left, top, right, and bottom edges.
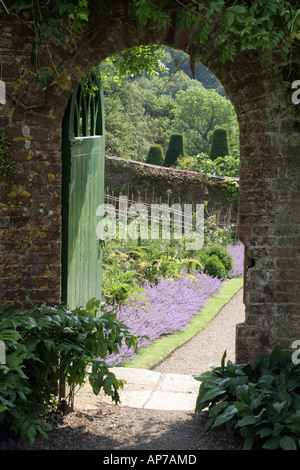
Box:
102, 264, 141, 305
164, 133, 185, 167
177, 153, 240, 178
195, 348, 300, 450
204, 215, 236, 246
210, 127, 230, 160
0, 300, 138, 443
146, 144, 164, 166
205, 243, 233, 274
202, 254, 227, 279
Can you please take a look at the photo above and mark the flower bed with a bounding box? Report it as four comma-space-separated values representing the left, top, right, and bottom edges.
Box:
227, 242, 244, 278
105, 242, 244, 366
106, 271, 223, 366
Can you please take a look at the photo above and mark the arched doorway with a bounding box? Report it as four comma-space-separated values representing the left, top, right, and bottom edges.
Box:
1, 2, 300, 365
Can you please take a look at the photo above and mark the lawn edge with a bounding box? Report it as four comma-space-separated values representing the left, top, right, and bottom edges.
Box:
121, 276, 243, 370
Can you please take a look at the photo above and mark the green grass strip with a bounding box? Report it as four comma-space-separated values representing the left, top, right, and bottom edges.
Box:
122, 276, 243, 370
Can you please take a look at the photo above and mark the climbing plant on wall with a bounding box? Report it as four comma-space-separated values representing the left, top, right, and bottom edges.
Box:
2, 0, 300, 92
129, 0, 300, 62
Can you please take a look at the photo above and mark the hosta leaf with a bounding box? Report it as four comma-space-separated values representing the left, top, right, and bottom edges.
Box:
270, 346, 283, 368
204, 416, 214, 431
237, 415, 259, 427
234, 401, 251, 414
242, 436, 254, 450
273, 423, 285, 437
259, 427, 273, 438
210, 401, 228, 417
273, 401, 286, 413
200, 387, 226, 402
212, 405, 238, 428
262, 436, 281, 450
280, 436, 297, 450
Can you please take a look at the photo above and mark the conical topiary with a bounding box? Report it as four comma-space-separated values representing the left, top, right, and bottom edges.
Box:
146, 144, 164, 166
164, 133, 185, 167
210, 127, 230, 160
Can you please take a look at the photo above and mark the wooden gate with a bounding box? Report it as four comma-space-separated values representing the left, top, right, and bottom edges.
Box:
61, 70, 105, 309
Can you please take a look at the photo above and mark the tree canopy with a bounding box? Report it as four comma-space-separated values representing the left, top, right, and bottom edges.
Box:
102, 46, 239, 162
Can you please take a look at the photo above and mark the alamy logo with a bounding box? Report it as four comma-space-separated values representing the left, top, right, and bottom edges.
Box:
0, 80, 5, 105
291, 80, 300, 105
0, 340, 5, 364
291, 340, 300, 364
96, 197, 204, 250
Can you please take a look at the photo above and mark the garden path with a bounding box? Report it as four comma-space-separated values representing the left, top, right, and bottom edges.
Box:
75, 287, 245, 412
17, 288, 246, 450
153, 286, 245, 376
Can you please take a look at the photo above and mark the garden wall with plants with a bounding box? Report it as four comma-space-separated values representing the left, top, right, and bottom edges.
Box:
105, 156, 239, 229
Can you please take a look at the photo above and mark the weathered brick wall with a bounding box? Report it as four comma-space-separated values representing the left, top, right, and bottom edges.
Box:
105, 156, 238, 227
0, 2, 300, 364
229, 51, 300, 364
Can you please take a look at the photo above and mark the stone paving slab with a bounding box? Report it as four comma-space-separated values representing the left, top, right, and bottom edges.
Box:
75, 367, 200, 412
144, 391, 197, 411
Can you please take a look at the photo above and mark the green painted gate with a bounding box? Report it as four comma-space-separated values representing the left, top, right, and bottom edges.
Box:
61, 71, 105, 309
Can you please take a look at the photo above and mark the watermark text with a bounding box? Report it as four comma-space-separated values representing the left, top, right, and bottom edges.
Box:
96, 197, 204, 250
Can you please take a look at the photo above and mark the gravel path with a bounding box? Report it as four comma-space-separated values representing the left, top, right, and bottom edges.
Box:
153, 287, 245, 376
15, 287, 246, 451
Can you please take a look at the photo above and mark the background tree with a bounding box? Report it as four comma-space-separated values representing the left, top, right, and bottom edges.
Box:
210, 127, 230, 160
164, 133, 185, 167
173, 87, 238, 156
146, 144, 164, 165
102, 46, 240, 163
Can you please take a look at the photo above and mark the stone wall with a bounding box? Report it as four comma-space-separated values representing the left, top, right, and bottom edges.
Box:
105, 156, 238, 227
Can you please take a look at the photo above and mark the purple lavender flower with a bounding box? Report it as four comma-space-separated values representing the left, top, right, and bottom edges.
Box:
227, 242, 244, 278
105, 271, 223, 366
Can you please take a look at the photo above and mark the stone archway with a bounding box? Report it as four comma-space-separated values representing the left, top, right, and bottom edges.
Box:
1, 1, 300, 365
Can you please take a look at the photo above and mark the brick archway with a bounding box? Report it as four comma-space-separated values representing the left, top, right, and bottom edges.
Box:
1, 2, 300, 364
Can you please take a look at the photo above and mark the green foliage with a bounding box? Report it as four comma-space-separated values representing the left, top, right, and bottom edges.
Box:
102, 235, 192, 306
164, 133, 185, 167
174, 87, 238, 156
0, 129, 16, 192
210, 127, 230, 160
217, 179, 239, 210
102, 48, 239, 161
0, 299, 138, 443
204, 243, 233, 274
129, 0, 300, 62
204, 215, 236, 246
101, 215, 235, 307
128, 0, 171, 28
201, 254, 227, 279
100, 45, 167, 83
102, 264, 142, 305
7, 1, 300, 93
200, 228, 235, 280
7, 0, 90, 35
177, 153, 240, 178
194, 347, 300, 450
146, 144, 164, 166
